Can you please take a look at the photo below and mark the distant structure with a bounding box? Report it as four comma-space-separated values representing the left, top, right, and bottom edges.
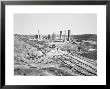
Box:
38, 29, 40, 39
60, 31, 62, 39
36, 29, 72, 42
67, 30, 71, 41
52, 33, 56, 40
35, 34, 38, 39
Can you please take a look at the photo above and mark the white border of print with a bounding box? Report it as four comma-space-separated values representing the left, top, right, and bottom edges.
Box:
5, 5, 106, 85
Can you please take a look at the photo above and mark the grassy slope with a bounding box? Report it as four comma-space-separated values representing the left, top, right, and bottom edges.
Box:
72, 34, 97, 41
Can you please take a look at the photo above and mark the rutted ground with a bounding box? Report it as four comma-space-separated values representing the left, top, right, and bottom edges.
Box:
14, 35, 97, 76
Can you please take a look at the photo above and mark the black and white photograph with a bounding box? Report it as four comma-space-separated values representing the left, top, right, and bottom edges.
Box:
3, 2, 107, 85
14, 13, 97, 76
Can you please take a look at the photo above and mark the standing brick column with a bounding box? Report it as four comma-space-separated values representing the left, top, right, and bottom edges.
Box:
67, 30, 71, 41
60, 31, 62, 39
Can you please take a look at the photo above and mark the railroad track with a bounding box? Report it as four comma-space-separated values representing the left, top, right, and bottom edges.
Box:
54, 51, 97, 76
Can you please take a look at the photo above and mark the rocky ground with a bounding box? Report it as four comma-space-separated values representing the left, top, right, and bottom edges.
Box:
14, 35, 97, 76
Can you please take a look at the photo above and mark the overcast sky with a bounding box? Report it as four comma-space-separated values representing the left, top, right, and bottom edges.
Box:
14, 13, 97, 35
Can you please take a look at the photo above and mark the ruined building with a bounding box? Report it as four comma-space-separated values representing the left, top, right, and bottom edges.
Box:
67, 30, 71, 41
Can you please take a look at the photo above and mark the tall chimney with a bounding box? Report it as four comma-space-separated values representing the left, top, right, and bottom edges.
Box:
60, 31, 62, 39
64, 30, 66, 41
67, 30, 70, 41
38, 29, 40, 38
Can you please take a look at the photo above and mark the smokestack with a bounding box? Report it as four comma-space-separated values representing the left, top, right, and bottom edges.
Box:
64, 30, 66, 41
38, 29, 40, 38
67, 30, 70, 41
60, 31, 62, 39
